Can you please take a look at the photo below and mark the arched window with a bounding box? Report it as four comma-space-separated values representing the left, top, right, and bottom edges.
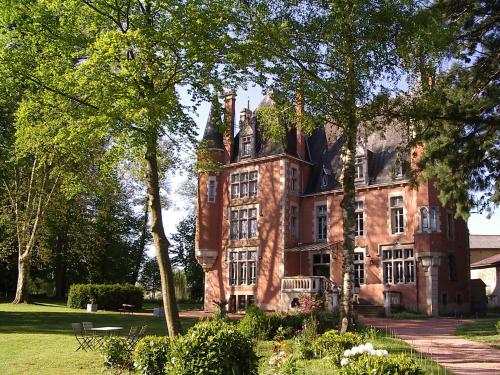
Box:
430, 208, 437, 231
420, 208, 429, 231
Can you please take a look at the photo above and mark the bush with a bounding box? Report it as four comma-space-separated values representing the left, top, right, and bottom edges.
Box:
496, 320, 500, 334
339, 353, 423, 375
267, 312, 309, 339
313, 329, 363, 362
133, 336, 171, 375
315, 311, 340, 334
67, 283, 143, 310
238, 305, 268, 340
100, 336, 133, 370
167, 319, 258, 374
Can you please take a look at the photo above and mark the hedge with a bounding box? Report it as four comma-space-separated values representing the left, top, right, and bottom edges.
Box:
133, 336, 171, 375
67, 283, 144, 310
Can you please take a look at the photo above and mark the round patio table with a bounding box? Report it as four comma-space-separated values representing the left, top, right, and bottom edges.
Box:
89, 326, 123, 335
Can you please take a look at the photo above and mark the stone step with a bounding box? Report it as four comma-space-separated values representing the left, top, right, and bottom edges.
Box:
356, 304, 385, 318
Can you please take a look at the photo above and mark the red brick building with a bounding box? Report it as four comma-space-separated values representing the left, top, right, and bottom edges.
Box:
195, 93, 470, 316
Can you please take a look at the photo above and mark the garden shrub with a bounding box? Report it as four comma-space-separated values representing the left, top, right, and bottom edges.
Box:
238, 305, 268, 340
313, 329, 363, 362
267, 312, 309, 339
67, 283, 143, 310
167, 319, 258, 374
315, 311, 340, 334
496, 320, 500, 334
339, 353, 423, 375
100, 336, 133, 370
133, 336, 171, 375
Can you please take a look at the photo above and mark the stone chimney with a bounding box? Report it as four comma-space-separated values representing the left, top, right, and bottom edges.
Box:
223, 91, 236, 163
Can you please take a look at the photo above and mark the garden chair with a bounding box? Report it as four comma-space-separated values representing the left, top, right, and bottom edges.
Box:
127, 325, 148, 350
71, 323, 92, 352
82, 321, 98, 349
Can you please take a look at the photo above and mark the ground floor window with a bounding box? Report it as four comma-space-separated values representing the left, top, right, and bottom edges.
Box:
354, 249, 365, 285
382, 247, 415, 284
228, 248, 257, 286
229, 294, 255, 312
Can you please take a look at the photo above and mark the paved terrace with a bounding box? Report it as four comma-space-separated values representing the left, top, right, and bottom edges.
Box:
362, 317, 500, 375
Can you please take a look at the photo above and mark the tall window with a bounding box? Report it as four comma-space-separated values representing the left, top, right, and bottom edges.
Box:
382, 248, 415, 284
208, 178, 216, 202
231, 171, 258, 199
230, 207, 257, 240
447, 213, 454, 239
291, 167, 298, 192
354, 249, 365, 285
228, 249, 257, 285
355, 157, 364, 180
241, 136, 251, 157
290, 206, 298, 238
420, 208, 429, 231
316, 204, 327, 241
390, 196, 404, 234
355, 201, 364, 237
312, 253, 330, 278
430, 208, 437, 231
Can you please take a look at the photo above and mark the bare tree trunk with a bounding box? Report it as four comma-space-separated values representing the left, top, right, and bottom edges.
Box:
13, 251, 31, 303
145, 138, 181, 337
340, 51, 357, 333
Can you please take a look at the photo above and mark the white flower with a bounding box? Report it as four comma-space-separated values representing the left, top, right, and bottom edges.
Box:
340, 357, 349, 366
365, 343, 374, 351
343, 349, 352, 357
351, 346, 359, 355
381, 350, 388, 356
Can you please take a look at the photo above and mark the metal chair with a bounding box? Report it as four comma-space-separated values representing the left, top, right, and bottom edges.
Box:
82, 321, 98, 349
71, 323, 92, 351
127, 325, 148, 350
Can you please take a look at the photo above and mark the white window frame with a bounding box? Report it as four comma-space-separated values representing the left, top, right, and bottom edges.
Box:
228, 248, 258, 286
354, 247, 366, 285
355, 156, 365, 182
420, 207, 429, 231
315, 202, 328, 242
229, 205, 258, 240
207, 176, 217, 203
355, 200, 364, 237
389, 194, 405, 235
240, 135, 252, 158
231, 171, 258, 199
380, 245, 415, 285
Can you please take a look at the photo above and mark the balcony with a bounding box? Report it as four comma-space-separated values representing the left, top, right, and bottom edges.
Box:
281, 276, 334, 293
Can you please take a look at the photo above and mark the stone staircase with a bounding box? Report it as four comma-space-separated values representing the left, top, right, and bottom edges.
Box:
356, 299, 385, 318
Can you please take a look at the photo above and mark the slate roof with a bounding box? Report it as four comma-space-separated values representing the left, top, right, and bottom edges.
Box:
469, 235, 500, 249
471, 253, 500, 269
201, 105, 224, 149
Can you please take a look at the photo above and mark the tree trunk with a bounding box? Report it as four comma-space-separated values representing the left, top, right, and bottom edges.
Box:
340, 51, 357, 333
13, 252, 31, 304
145, 138, 182, 337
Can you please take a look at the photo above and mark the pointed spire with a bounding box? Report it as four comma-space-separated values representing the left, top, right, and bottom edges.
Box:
201, 104, 224, 149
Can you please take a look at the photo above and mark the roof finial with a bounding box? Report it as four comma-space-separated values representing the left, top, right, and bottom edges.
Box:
247, 97, 250, 110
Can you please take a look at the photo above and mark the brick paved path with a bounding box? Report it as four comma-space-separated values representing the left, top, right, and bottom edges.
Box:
362, 317, 500, 375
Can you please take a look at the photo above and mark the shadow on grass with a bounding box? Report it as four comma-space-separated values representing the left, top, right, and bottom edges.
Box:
0, 309, 198, 336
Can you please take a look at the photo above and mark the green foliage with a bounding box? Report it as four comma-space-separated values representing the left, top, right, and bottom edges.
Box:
133, 336, 171, 375
339, 353, 423, 375
99, 336, 133, 371
140, 257, 161, 297
238, 305, 269, 340
313, 330, 363, 362
315, 311, 340, 334
496, 321, 500, 334
67, 283, 143, 310
267, 312, 309, 339
166, 319, 258, 374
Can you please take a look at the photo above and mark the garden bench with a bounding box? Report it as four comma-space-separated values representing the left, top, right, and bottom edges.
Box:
118, 303, 136, 315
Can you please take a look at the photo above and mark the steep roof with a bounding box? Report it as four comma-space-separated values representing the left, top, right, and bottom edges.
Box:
305, 122, 410, 194
469, 235, 500, 249
201, 105, 224, 149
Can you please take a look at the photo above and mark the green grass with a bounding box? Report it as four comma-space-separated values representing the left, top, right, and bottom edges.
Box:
455, 319, 500, 350
0, 299, 197, 375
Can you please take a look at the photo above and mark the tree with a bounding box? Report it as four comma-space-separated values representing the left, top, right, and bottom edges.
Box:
140, 257, 161, 298
242, 0, 437, 331
170, 214, 203, 302
0, 0, 243, 336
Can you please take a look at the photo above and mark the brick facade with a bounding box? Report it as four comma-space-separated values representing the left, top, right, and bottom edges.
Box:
196, 94, 470, 316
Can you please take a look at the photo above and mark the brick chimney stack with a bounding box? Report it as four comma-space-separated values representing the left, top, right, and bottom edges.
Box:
223, 91, 236, 164
296, 90, 306, 160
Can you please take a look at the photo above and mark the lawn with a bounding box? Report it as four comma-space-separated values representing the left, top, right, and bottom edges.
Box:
455, 319, 500, 350
0, 299, 197, 375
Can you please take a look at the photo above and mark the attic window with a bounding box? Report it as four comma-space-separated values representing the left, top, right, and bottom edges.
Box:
355, 157, 364, 181
241, 136, 252, 158
321, 167, 331, 188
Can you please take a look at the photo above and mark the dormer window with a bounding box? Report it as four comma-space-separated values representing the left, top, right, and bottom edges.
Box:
241, 136, 251, 158
355, 157, 364, 181
321, 167, 331, 189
